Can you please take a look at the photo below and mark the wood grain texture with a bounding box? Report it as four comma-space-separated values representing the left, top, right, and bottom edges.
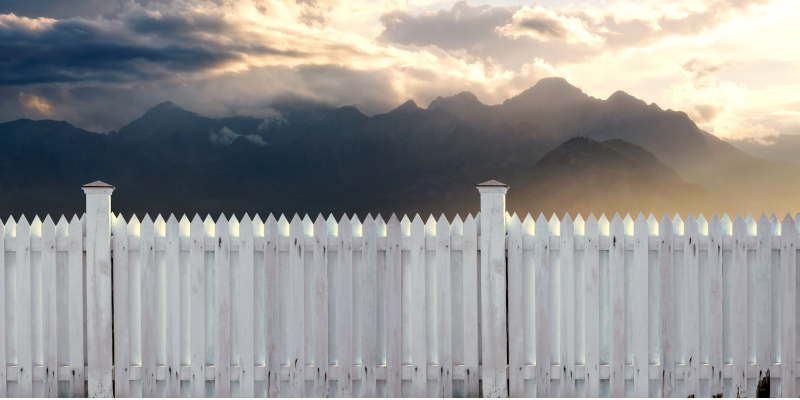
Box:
338, 214, 353, 398
708, 214, 724, 397
535, 213, 551, 398
313, 214, 329, 398
633, 213, 648, 398
215, 215, 231, 397
239, 214, 255, 397
362, 214, 378, 398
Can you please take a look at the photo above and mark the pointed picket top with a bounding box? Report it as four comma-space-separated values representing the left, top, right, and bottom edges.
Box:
734, 213, 747, 231
561, 213, 573, 237
721, 213, 732, 236
757, 213, 771, 239
303, 214, 313, 237
16, 215, 30, 237
112, 213, 127, 236
375, 214, 387, 237
326, 214, 338, 236
314, 214, 327, 242
228, 214, 240, 237
770, 213, 779, 235
505, 211, 511, 228
465, 214, 476, 236
5, 215, 15, 237
69, 214, 82, 237
548, 213, 560, 236
339, 213, 352, 233
659, 212, 672, 232
56, 215, 69, 236
672, 213, 684, 236
364, 213, 376, 237
179, 214, 190, 237
240, 213, 253, 238
598, 214, 610, 236
29, 215, 42, 237
203, 215, 215, 237
586, 213, 598, 232
646, 214, 657, 236
351, 214, 363, 237
253, 214, 264, 237
437, 213, 450, 236
634, 213, 648, 237
745, 214, 756, 236
507, 212, 521, 238
451, 214, 463, 235
290, 213, 303, 228
782, 213, 796, 235
278, 214, 289, 237
154, 214, 166, 237
401, 215, 411, 236
142, 215, 154, 241
709, 213, 722, 235
685, 214, 698, 240
621, 214, 632, 236
574, 213, 585, 236
522, 213, 535, 235
128, 214, 141, 236
167, 214, 179, 232
536, 213, 549, 237
43, 214, 55, 235
425, 215, 437, 237
697, 214, 708, 236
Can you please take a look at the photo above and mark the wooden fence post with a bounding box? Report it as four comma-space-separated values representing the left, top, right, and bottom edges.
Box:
476, 180, 508, 398
82, 181, 115, 397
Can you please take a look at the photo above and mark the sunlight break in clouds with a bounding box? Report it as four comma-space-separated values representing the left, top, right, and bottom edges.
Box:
0, 0, 798, 139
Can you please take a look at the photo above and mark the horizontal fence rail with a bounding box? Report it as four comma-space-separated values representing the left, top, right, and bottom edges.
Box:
1, 181, 799, 397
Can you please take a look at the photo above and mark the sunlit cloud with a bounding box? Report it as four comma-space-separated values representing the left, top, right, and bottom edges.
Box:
18, 92, 53, 115
497, 6, 604, 45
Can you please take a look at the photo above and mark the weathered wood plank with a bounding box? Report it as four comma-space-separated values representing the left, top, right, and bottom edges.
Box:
0, 217, 5, 397
633, 213, 648, 398
42, 216, 58, 397
507, 213, 523, 398
17, 216, 32, 397
535, 213, 551, 398
385, 214, 402, 398
215, 214, 231, 397
560, 214, 575, 398
189, 215, 206, 397
338, 214, 354, 397
84, 187, 112, 397
165, 215, 181, 397
265, 214, 280, 397
239, 214, 255, 397
313, 214, 329, 398
141, 215, 157, 397
685, 214, 700, 397
781, 213, 796, 398
659, 213, 674, 397
363, 214, 378, 398
434, 214, 451, 398
462, 214, 479, 398
68, 215, 85, 398
609, 214, 624, 397
733, 214, 748, 397
756, 213, 772, 396
708, 214, 724, 397
409, 215, 426, 397
584, 214, 600, 398
289, 215, 305, 397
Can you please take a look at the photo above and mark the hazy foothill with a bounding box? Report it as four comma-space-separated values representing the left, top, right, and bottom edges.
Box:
0, 77, 796, 220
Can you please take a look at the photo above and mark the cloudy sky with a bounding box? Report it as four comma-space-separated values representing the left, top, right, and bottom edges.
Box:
1, 0, 798, 140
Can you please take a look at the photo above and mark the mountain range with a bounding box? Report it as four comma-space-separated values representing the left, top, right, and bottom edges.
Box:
0, 78, 796, 220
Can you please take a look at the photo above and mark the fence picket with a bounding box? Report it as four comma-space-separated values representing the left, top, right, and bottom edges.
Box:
435, 214, 452, 398
756, 213, 771, 395
215, 214, 231, 397
560, 214, 575, 397
287, 215, 304, 397
240, 214, 255, 397
141, 215, 157, 396
782, 214, 797, 398
535, 213, 550, 398
338, 214, 354, 397
17, 215, 32, 397
659, 213, 674, 397
410, 215, 426, 397
584, 214, 600, 398
684, 215, 699, 397
462, 214, 479, 398
362, 215, 378, 397
733, 214, 747, 397
0, 217, 4, 397
189, 215, 206, 397
507, 213, 523, 398
42, 216, 57, 397
165, 215, 181, 397
68, 215, 85, 398
708, 214, 723, 397
609, 214, 624, 397
633, 213, 648, 397
265, 214, 280, 397
313, 214, 329, 398
385, 214, 402, 398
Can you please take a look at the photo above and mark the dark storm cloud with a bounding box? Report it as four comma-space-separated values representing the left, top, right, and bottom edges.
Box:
0, 8, 303, 86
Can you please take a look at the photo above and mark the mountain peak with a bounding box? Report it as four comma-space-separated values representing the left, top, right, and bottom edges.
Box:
606, 90, 647, 108
389, 99, 420, 114
503, 77, 588, 107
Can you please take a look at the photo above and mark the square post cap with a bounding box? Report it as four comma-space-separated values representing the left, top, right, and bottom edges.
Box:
476, 180, 508, 194
81, 181, 115, 194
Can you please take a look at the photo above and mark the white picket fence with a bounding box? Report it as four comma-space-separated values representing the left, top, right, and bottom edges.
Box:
1, 181, 799, 397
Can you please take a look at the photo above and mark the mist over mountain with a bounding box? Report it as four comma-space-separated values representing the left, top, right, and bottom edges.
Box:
724, 134, 800, 166
1, 78, 797, 220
